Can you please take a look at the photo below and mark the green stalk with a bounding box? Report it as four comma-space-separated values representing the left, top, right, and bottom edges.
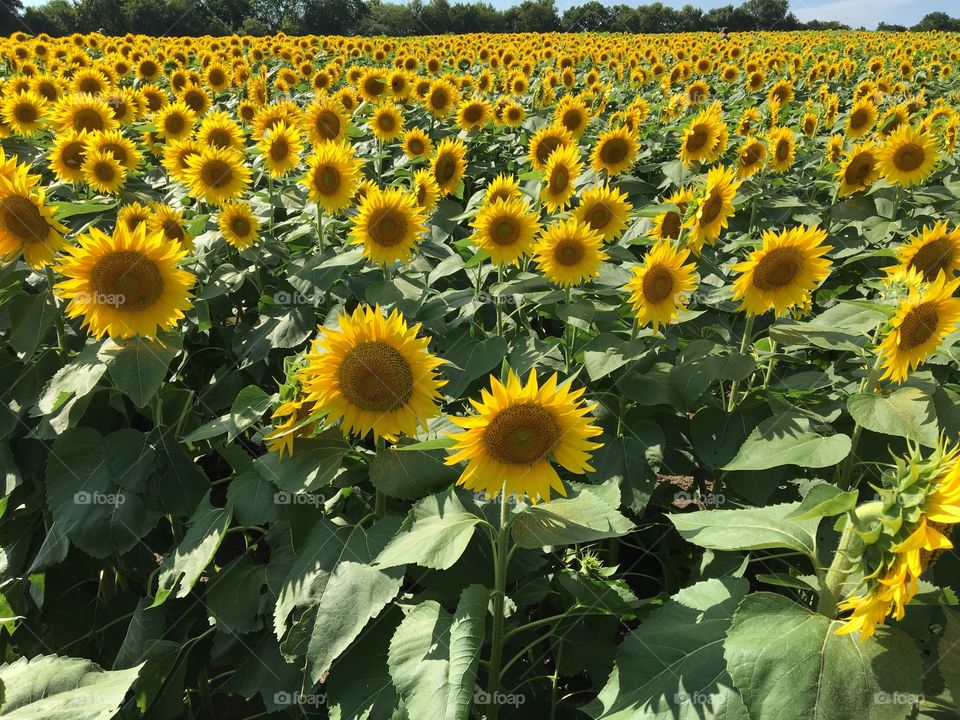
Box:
486, 483, 511, 718
763, 339, 778, 389
818, 502, 883, 616
726, 314, 755, 411
45, 266, 66, 357
374, 436, 386, 519
836, 354, 884, 489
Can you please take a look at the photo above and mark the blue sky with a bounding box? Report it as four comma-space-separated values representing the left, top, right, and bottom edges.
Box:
17, 0, 958, 30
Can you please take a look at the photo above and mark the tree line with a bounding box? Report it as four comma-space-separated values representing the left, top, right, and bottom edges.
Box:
3, 0, 959, 39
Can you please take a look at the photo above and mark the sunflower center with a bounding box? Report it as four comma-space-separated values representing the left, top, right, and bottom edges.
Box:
752, 247, 804, 291
270, 137, 290, 161
94, 161, 116, 182
201, 159, 233, 189
1, 195, 47, 243
464, 104, 483, 123
90, 250, 165, 312
101, 142, 128, 164
315, 165, 340, 195
775, 140, 790, 161
535, 136, 564, 165
208, 129, 233, 149
642, 265, 675, 303
661, 211, 682, 239
429, 88, 449, 109
434, 154, 456, 185
742, 144, 763, 166
555, 239, 584, 266
600, 137, 629, 164
492, 217, 520, 246
483, 402, 560, 466
230, 216, 251, 237
165, 114, 185, 134
14, 102, 37, 124
909, 238, 955, 281
893, 143, 925, 172
698, 191, 723, 225
337, 341, 413, 412
899, 303, 939, 350
548, 165, 570, 194
585, 203, 612, 231
687, 127, 708, 152
368, 207, 407, 247
846, 153, 875, 183
562, 108, 582, 132
73, 108, 104, 132
61, 141, 86, 169
407, 137, 425, 155
850, 109, 868, 129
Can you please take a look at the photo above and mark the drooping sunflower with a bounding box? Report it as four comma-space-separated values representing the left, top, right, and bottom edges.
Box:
590, 126, 638, 176
411, 168, 440, 212
731, 225, 833, 317
878, 273, 960, 383
430, 137, 467, 197
303, 140, 363, 213
303, 95, 348, 145
573, 185, 632, 243
264, 397, 317, 459
624, 239, 698, 331
350, 186, 426, 266
218, 200, 260, 250
149, 203, 194, 251
52, 93, 118, 134
182, 146, 250, 205
540, 143, 582, 212
82, 149, 126, 194
369, 103, 404, 142
48, 129, 89, 183
470, 196, 541, 267
766, 126, 796, 173
736, 136, 767, 178
877, 124, 939, 187
154, 100, 196, 141
684, 165, 741, 252
55, 223, 195, 339
527, 125, 574, 170
401, 127, 432, 159
886, 222, 960, 283
836, 142, 880, 197
297, 304, 444, 441
257, 120, 303, 178
2, 90, 47, 136
533, 218, 608, 287
445, 368, 603, 503
0, 171, 66, 268
846, 98, 877, 139
116, 201, 152, 233
826, 134, 845, 164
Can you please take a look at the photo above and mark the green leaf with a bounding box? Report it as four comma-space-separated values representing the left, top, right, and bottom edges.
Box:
206, 557, 268, 634
587, 435, 658, 515
724, 593, 923, 720
669, 502, 820, 557
582, 333, 648, 381
101, 333, 182, 408
723, 412, 851, 471
183, 385, 273, 442
152, 495, 232, 606
786, 483, 858, 520
370, 447, 458, 500
848, 387, 939, 448
442, 336, 508, 398
388, 584, 489, 720
254, 432, 351, 493
937, 607, 960, 705
511, 481, 634, 549
35, 341, 109, 416
0, 654, 141, 720
9, 293, 56, 358
670, 341, 755, 407
584, 578, 750, 720
375, 489, 481, 570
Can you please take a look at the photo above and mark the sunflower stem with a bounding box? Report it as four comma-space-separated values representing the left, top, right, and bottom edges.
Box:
486, 481, 511, 716
374, 436, 386, 519
762, 339, 778, 388
44, 266, 66, 357
315, 206, 324, 254
819, 502, 883, 617
726, 314, 755, 411
836, 354, 885, 489
495, 265, 504, 336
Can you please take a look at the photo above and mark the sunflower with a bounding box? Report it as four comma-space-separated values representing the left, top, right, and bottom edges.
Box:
303, 95, 348, 145
149, 203, 194, 251
446, 368, 602, 503
430, 137, 467, 197
425, 79, 459, 118
827, 134, 845, 164
55, 223, 195, 340
500, 100, 525, 127
198, 110, 244, 151
369, 103, 404, 142
82, 149, 126, 194
527, 125, 574, 170
154, 100, 196, 141
684, 165, 741, 252
257, 120, 303, 178
650, 186, 694, 242
732, 225, 833, 317
590, 126, 638, 176
177, 83, 210, 116
162, 138, 202, 184
470, 196, 541, 267
486, 174, 522, 204
303, 141, 363, 213
0, 172, 66, 268
183, 146, 250, 205
533, 218, 608, 287
736, 136, 767, 178
2, 90, 47, 136
625, 239, 698, 331
573, 185, 632, 243
766, 126, 796, 173
878, 124, 939, 187
878, 273, 960, 383
836, 142, 880, 197
87, 129, 142, 171
48, 129, 89, 183
553, 95, 590, 137
218, 200, 260, 250
679, 103, 727, 165
886, 222, 960, 283
846, 98, 877, 139
264, 398, 317, 459
401, 127, 432, 158
117, 201, 152, 233
350, 186, 426, 266
411, 168, 440, 212
53, 93, 118, 134
456, 98, 491, 132
540, 143, 582, 212
297, 304, 444, 441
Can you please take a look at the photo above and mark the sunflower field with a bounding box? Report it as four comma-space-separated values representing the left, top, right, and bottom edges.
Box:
4, 26, 960, 720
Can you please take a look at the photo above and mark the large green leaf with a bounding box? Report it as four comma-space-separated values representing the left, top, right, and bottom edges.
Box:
511, 481, 634, 549
370, 447, 458, 500
254, 432, 351, 493
584, 578, 750, 720
441, 335, 508, 398
669, 502, 820, 557
0, 654, 142, 720
34, 341, 108, 416
723, 412, 851, 471
848, 387, 938, 448
101, 333, 182, 408
375, 489, 481, 570
387, 584, 489, 720
724, 593, 923, 720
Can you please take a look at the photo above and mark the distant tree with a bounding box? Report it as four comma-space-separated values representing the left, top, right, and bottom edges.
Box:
502, 0, 559, 32
23, 0, 75, 35
240, 16, 270, 35
633, 3, 680, 33
416, 0, 451, 33
449, 2, 504, 33
912, 12, 960, 32
300, 0, 367, 34
675, 3, 704, 31
703, 4, 752, 31
607, 4, 640, 32
204, 0, 256, 32
359, 0, 419, 35
740, 0, 791, 29
802, 19, 850, 30
561, 1, 612, 32
0, 0, 24, 36
876, 21, 908, 31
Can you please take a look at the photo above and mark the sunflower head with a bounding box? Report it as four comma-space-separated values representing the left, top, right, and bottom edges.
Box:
533, 218, 608, 287
573, 185, 632, 243
218, 200, 260, 250
430, 137, 467, 196
401, 127, 432, 158
350, 186, 426, 267
182, 146, 250, 206
527, 124, 574, 170
471, 196, 541, 267
303, 141, 363, 213
625, 239, 698, 331
540, 143, 582, 213
257, 120, 304, 178
878, 124, 939, 187
0, 170, 66, 268
591, 126, 638, 176
836, 142, 879, 197
369, 103, 404, 142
